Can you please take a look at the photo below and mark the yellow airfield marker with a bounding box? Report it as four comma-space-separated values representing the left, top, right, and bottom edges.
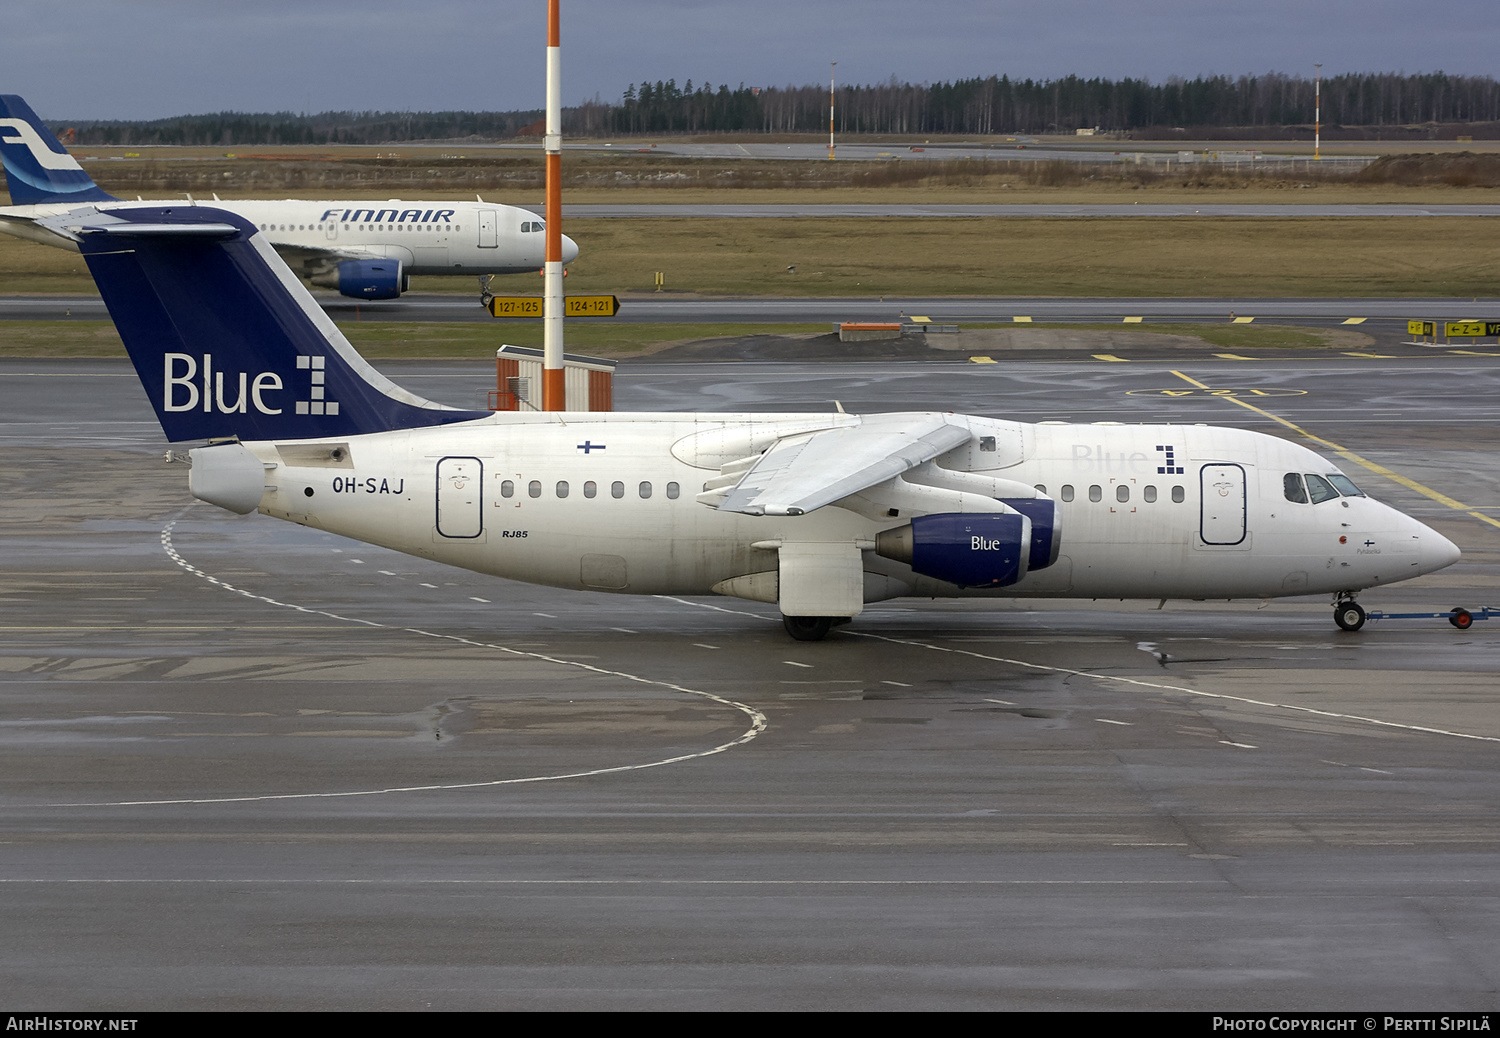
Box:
1341, 317, 1367, 325
1093, 354, 1128, 362
969, 356, 997, 364
1013, 316, 1033, 323
1122, 316, 1144, 323
909, 315, 931, 323
1214, 354, 1255, 360
1231, 316, 1255, 324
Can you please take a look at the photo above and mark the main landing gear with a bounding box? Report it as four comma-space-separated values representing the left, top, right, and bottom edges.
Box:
1333, 596, 1367, 632
781, 615, 854, 642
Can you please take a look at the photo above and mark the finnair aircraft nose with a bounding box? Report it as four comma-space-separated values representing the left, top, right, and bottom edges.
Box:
561, 233, 580, 264
1417, 522, 1462, 575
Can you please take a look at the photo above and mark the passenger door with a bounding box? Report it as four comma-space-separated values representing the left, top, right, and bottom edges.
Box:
1199, 463, 1246, 545
436, 456, 483, 538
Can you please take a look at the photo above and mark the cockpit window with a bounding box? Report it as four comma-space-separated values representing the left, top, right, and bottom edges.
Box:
1327, 474, 1365, 498
1283, 472, 1308, 504
1304, 473, 1340, 504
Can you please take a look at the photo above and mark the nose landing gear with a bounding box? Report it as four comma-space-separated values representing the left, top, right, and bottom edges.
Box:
479, 273, 494, 308
1334, 597, 1367, 632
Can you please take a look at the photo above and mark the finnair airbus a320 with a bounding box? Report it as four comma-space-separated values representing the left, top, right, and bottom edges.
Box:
50, 203, 1458, 640
0, 94, 577, 301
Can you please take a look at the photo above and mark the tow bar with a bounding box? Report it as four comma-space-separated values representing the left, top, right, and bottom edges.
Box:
1365, 607, 1497, 629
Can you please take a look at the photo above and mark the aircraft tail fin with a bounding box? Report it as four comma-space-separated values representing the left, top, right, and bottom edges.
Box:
48, 204, 490, 443
0, 95, 117, 205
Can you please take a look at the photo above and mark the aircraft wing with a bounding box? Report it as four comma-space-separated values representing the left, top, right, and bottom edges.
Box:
713, 412, 971, 516
273, 242, 387, 266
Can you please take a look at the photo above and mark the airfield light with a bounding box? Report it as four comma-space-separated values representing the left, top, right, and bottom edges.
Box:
543, 0, 566, 410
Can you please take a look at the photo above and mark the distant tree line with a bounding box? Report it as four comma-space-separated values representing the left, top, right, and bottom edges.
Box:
590, 72, 1500, 135
66, 110, 543, 147
57, 72, 1500, 145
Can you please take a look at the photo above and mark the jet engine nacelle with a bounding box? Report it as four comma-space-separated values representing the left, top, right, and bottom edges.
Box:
999, 497, 1062, 572
312, 259, 407, 300
876, 511, 1031, 588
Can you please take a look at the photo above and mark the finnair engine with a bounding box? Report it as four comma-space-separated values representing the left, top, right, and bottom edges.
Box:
311, 258, 407, 300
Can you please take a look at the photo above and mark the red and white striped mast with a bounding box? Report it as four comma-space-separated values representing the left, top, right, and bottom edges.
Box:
543, 0, 565, 410
827, 61, 836, 160
1314, 63, 1322, 161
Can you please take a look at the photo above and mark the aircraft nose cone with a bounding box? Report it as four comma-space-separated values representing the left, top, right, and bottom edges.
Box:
1418, 525, 1461, 574
561, 233, 580, 264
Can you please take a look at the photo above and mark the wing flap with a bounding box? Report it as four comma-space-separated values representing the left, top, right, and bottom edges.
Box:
716, 413, 971, 516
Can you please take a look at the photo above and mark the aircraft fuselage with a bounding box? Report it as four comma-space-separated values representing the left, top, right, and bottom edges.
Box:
212, 413, 1456, 605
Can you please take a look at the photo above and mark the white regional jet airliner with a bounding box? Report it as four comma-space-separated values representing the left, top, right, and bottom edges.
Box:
0, 94, 577, 301
47, 203, 1459, 640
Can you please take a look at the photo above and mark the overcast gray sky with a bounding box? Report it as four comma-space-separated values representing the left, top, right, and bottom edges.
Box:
5, 0, 1496, 120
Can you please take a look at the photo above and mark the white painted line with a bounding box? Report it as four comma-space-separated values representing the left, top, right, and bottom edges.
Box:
1219, 740, 1258, 749
1096, 718, 1133, 726
610, 627, 636, 634
96, 520, 769, 810
693, 643, 719, 649
784, 661, 813, 668
420, 583, 437, 588
378, 570, 396, 576
652, 597, 1500, 746
983, 698, 1015, 705
470, 597, 491, 603
533, 612, 556, 618
883, 680, 912, 687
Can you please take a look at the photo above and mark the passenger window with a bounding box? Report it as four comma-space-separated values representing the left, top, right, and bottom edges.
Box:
1089, 485, 1102, 502
1116, 485, 1130, 503
556, 480, 569, 498
639, 481, 653, 499
1034, 485, 1046, 495
666, 482, 680, 499
1172, 486, 1185, 503
1144, 485, 1157, 503
1327, 474, 1365, 498
1283, 472, 1309, 504
1061, 485, 1074, 503
584, 480, 597, 498
528, 480, 541, 498
611, 481, 624, 499
500, 480, 514, 498
1305, 473, 1339, 504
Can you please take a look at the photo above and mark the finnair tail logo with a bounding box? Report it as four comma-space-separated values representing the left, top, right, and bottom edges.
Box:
0, 119, 83, 171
